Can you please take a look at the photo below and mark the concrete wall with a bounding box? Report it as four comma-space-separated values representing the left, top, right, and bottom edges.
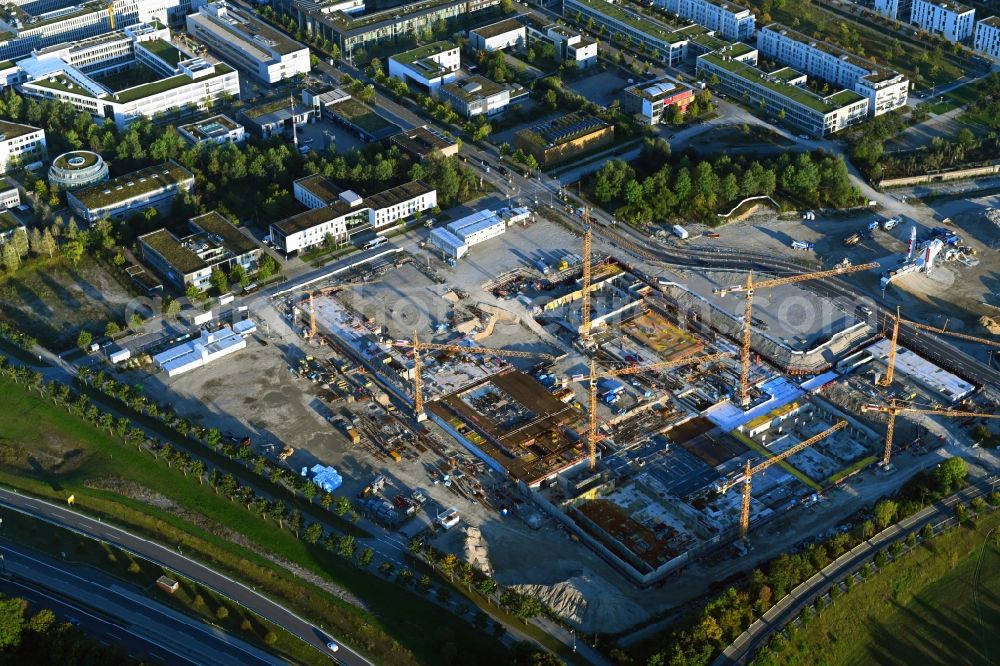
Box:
879, 163, 1000, 188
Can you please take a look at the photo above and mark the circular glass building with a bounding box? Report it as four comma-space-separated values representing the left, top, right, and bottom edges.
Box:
48, 151, 110, 190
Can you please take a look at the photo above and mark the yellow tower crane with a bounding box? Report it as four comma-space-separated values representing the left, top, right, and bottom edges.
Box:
878, 310, 1000, 388
714, 262, 880, 407
718, 420, 847, 540
309, 291, 317, 340
580, 209, 593, 340
565, 352, 733, 470
863, 401, 1000, 468
391, 336, 556, 422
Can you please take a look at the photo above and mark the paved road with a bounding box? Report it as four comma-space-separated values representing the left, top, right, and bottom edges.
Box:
713, 479, 996, 665
0, 543, 277, 665
0, 490, 364, 665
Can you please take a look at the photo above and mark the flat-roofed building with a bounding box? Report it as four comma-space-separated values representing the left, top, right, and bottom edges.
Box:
438, 75, 511, 118
975, 15, 1000, 60
514, 111, 614, 166
67, 160, 195, 222
910, 0, 975, 41
186, 2, 310, 83
178, 114, 245, 145
469, 17, 526, 51
389, 125, 458, 161
430, 208, 504, 259
48, 149, 108, 189
0, 119, 45, 171
291, 0, 499, 53
545, 26, 598, 68
239, 97, 315, 138
757, 24, 909, 116
0, 209, 25, 243
273, 177, 436, 254
388, 40, 459, 92
696, 44, 869, 136
0, 177, 19, 209
622, 77, 694, 124
138, 210, 262, 290
564, 0, 707, 66
874, 0, 911, 21
16, 25, 240, 128
656, 0, 754, 41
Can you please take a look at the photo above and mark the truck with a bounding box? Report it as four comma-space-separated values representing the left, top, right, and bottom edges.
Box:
344, 425, 361, 445
790, 240, 815, 251
672, 224, 689, 239
534, 260, 550, 275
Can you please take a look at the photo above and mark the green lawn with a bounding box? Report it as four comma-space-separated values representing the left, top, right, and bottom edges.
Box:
0, 375, 510, 666
757, 511, 1000, 666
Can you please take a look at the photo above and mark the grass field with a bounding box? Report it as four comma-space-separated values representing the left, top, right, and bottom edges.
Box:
759, 511, 1000, 666
0, 375, 510, 666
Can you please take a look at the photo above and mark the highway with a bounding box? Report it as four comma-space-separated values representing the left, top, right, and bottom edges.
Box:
0, 490, 367, 665
713, 479, 998, 665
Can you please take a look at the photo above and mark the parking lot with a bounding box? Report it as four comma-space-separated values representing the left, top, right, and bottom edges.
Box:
566, 69, 635, 107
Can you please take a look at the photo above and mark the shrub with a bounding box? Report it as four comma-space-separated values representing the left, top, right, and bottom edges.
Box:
216, 606, 229, 620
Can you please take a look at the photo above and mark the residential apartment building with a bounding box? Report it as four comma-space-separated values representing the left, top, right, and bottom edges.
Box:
139, 210, 262, 290
16, 24, 240, 128
293, 0, 500, 53
974, 15, 1000, 60
67, 160, 195, 222
0, 120, 46, 171
874, 0, 912, 21
564, 0, 706, 66
438, 76, 511, 118
273, 175, 436, 254
696, 44, 869, 136
186, 2, 310, 83
469, 18, 526, 51
910, 0, 975, 41
388, 41, 459, 92
657, 0, 754, 42
622, 78, 694, 124
757, 24, 909, 117
0, 0, 185, 61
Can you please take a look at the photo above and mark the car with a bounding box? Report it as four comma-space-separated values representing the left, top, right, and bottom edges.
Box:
858, 305, 873, 316
798, 134, 810, 139
497, 166, 509, 176
327, 642, 340, 652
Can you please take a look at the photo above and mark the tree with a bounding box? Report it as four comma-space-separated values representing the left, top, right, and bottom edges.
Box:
337, 534, 356, 558
38, 229, 57, 258
1, 243, 18, 272
334, 495, 350, 516
935, 457, 967, 492
77, 330, 93, 351
210, 268, 228, 294
873, 498, 898, 530
164, 297, 182, 317
257, 254, 279, 280
215, 606, 229, 620
185, 284, 203, 302
0, 597, 26, 649
10, 228, 28, 259
63, 239, 84, 265
104, 321, 121, 338
128, 312, 144, 332
359, 547, 374, 567
304, 522, 323, 544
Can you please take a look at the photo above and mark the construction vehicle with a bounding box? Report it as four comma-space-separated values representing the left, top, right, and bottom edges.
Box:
878, 308, 1000, 387
717, 421, 846, 540
863, 401, 1000, 468
358, 474, 386, 498
390, 336, 555, 421
790, 240, 814, 251
278, 445, 295, 461
844, 232, 862, 246
389, 450, 402, 462
714, 262, 880, 407
566, 352, 732, 470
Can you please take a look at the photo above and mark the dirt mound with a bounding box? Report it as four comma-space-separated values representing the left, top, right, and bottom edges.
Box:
980, 315, 1000, 335
514, 570, 647, 632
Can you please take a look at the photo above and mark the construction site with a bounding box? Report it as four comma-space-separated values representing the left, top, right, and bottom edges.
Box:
142, 198, 1000, 630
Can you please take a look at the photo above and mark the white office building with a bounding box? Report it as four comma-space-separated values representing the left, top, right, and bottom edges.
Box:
910, 0, 976, 41
0, 120, 46, 172
430, 209, 504, 259
546, 26, 598, 68
0, 177, 20, 209
974, 16, 1000, 60
273, 175, 436, 254
438, 75, 511, 118
388, 41, 460, 92
154, 325, 247, 377
758, 24, 909, 117
16, 24, 240, 128
469, 17, 526, 51
0, 0, 187, 61
186, 2, 311, 83
657, 0, 755, 42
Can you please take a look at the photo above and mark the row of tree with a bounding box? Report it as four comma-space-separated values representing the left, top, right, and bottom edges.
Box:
640, 457, 975, 666
0, 594, 134, 664
591, 139, 859, 225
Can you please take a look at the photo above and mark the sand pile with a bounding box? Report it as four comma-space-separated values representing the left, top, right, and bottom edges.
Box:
980, 315, 1000, 335
514, 570, 647, 633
